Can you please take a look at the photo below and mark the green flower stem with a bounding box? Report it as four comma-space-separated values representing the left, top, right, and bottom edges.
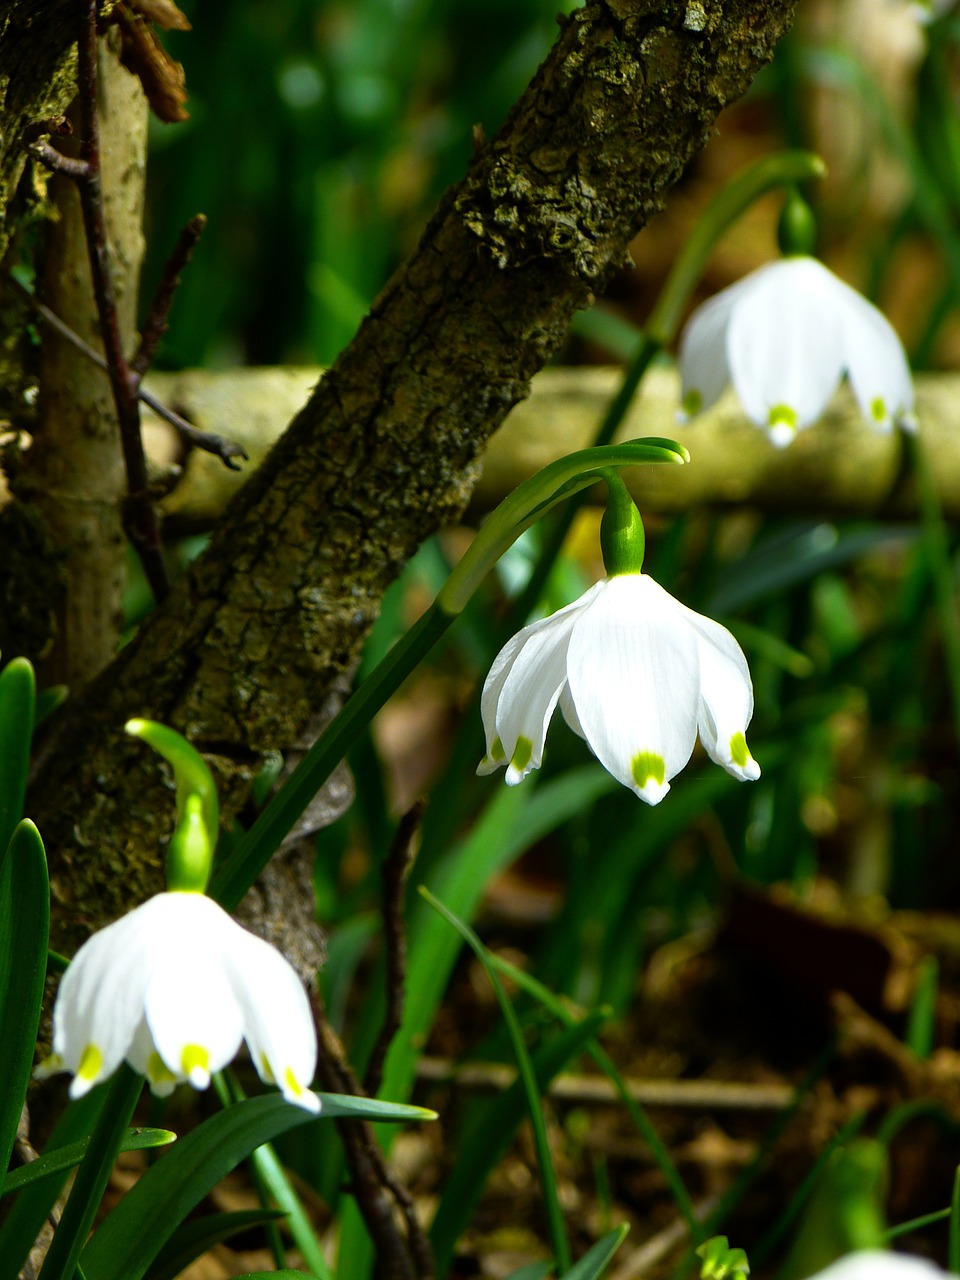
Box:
39, 1068, 143, 1280
645, 149, 826, 347
126, 719, 220, 891
435, 438, 686, 615
210, 439, 686, 911
599, 471, 645, 576
510, 148, 825, 626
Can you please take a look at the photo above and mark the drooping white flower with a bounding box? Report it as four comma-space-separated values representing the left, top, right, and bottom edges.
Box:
477, 573, 760, 805
40, 891, 320, 1112
802, 1252, 945, 1280
678, 256, 916, 448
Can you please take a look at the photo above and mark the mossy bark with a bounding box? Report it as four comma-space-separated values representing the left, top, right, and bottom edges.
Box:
27, 0, 798, 955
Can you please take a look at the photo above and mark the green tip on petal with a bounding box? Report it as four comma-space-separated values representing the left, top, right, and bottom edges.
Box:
870, 396, 887, 423
682, 387, 703, 417
490, 735, 506, 763
768, 404, 797, 429
632, 751, 666, 790
181, 1043, 211, 1086
729, 732, 749, 768
78, 1043, 103, 1083
511, 736, 533, 772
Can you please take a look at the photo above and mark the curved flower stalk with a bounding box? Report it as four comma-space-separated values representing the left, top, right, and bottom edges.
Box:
38, 886, 320, 1112
678, 256, 916, 448
478, 573, 759, 804
802, 1254, 945, 1280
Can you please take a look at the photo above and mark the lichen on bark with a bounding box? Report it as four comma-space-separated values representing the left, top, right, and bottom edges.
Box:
26, 0, 799, 957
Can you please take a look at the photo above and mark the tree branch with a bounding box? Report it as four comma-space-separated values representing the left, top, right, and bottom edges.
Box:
27, 0, 800, 955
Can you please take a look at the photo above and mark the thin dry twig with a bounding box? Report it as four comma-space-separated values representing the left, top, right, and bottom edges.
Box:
364, 799, 426, 1099
132, 212, 206, 376
415, 1057, 797, 1111
26, 0, 170, 600
8, 275, 248, 469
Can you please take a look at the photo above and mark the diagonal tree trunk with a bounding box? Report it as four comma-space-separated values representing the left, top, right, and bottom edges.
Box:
26, 0, 799, 955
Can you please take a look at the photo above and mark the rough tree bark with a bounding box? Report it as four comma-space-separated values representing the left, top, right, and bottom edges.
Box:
25, 0, 799, 956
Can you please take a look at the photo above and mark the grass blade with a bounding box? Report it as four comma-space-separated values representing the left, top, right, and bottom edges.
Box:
0, 821, 49, 1185
420, 887, 573, 1273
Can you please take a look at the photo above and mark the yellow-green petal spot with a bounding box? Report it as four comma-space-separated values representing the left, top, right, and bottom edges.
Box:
181, 1043, 211, 1082
729, 732, 750, 768
78, 1043, 103, 1083
768, 403, 797, 428
870, 396, 887, 422
632, 752, 665, 789
284, 1066, 307, 1099
147, 1052, 178, 1089
490, 735, 506, 763
259, 1052, 276, 1084
510, 736, 533, 772
682, 387, 703, 416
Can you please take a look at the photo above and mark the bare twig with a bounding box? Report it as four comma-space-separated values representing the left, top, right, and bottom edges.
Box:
132, 212, 207, 377
9, 274, 248, 469
415, 1057, 797, 1111
312, 990, 434, 1280
364, 799, 426, 1099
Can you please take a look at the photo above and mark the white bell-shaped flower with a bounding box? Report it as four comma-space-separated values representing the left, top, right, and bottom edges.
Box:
678, 257, 916, 447
40, 891, 320, 1112
802, 1253, 945, 1280
477, 573, 760, 804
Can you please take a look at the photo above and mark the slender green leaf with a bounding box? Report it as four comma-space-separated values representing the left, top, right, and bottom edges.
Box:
2, 1129, 176, 1197
217, 1070, 333, 1280
430, 1007, 609, 1276
423, 887, 598, 1274
380, 767, 616, 1108
0, 1089, 105, 1276
40, 1067, 144, 1280
950, 1165, 960, 1274
558, 1226, 629, 1280
0, 821, 49, 1185
0, 657, 35, 856
338, 769, 615, 1280
229, 1272, 318, 1279
487, 952, 700, 1241
80, 1093, 433, 1280
144, 1209, 287, 1280
505, 1265, 554, 1280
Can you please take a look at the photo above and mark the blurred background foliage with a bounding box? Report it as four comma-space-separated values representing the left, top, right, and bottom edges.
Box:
129, 0, 960, 1272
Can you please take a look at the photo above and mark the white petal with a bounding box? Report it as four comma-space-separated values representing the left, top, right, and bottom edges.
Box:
142, 896, 245, 1089
564, 576, 701, 804
830, 276, 915, 431
223, 924, 320, 1113
52, 898, 167, 1096
678, 607, 760, 781
493, 583, 604, 784
678, 283, 742, 417
726, 258, 847, 431
806, 1253, 945, 1280
125, 1016, 183, 1097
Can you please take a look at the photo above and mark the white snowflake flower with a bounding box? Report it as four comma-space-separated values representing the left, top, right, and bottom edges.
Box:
39, 891, 320, 1112
678, 256, 916, 448
802, 1252, 946, 1280
477, 574, 760, 805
